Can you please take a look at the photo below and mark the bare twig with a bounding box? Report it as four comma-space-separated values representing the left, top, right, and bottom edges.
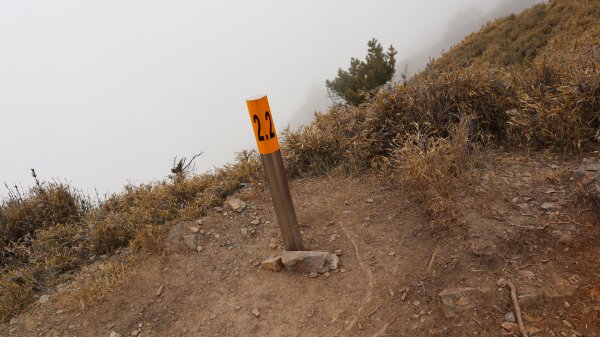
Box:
564, 214, 591, 228
507, 280, 528, 337
519, 211, 539, 221
367, 303, 382, 317
473, 317, 488, 330
427, 246, 439, 273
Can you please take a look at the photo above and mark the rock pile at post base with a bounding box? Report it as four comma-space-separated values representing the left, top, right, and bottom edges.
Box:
261, 251, 339, 274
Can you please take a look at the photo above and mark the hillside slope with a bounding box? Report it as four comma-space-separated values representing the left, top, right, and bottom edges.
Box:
429, 0, 600, 70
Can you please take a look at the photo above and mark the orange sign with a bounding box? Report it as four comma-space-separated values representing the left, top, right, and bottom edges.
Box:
246, 95, 280, 155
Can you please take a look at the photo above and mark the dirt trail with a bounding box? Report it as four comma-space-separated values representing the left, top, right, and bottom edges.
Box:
4, 152, 600, 337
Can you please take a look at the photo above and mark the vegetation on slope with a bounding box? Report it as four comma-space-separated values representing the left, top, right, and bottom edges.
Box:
1, 0, 598, 322
429, 0, 600, 70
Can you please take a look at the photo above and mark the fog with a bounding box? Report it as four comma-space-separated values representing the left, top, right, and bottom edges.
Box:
0, 0, 542, 197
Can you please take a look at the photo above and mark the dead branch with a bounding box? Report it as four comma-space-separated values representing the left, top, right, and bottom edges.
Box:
507, 280, 528, 337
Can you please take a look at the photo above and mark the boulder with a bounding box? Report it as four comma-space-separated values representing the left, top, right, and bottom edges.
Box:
261, 257, 283, 272
281, 251, 339, 274
183, 234, 200, 251
574, 158, 600, 200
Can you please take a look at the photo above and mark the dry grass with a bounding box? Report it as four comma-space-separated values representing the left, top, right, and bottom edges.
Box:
429, 0, 600, 70
0, 151, 262, 320
390, 116, 480, 227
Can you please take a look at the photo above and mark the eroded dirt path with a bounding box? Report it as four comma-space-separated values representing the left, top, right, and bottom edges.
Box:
4, 151, 600, 337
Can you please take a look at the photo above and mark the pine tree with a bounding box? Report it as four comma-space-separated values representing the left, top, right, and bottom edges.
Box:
326, 38, 397, 105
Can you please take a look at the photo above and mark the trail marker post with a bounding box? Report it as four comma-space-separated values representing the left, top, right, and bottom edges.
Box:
246, 95, 305, 251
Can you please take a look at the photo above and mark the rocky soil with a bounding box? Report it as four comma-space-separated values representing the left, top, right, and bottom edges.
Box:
3, 151, 599, 337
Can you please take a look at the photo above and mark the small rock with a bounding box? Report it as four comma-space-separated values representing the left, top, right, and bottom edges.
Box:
240, 227, 248, 235
512, 197, 519, 203
110, 332, 122, 337
308, 272, 319, 278
366, 198, 374, 203
413, 300, 420, 306
504, 312, 516, 323
9, 318, 18, 325
327, 221, 335, 226
323, 272, 331, 278
189, 226, 199, 233
564, 301, 570, 308
38, 295, 49, 304
250, 219, 260, 225
226, 198, 247, 212
235, 305, 241, 310
541, 202, 559, 210
252, 308, 260, 317
155, 285, 164, 297
196, 245, 204, 252
131, 329, 141, 336
281, 251, 339, 274
501, 322, 520, 334
334, 250, 343, 256
388, 252, 396, 256
268, 242, 278, 250
213, 206, 224, 213
261, 256, 283, 272
562, 320, 572, 328
438, 287, 480, 318
195, 219, 203, 225
497, 278, 508, 287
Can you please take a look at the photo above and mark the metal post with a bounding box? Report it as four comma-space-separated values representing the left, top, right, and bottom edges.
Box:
246, 95, 305, 251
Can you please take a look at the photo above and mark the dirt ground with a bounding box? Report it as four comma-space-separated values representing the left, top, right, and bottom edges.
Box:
3, 150, 600, 337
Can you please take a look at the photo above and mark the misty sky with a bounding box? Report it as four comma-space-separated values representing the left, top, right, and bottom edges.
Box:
0, 0, 534, 197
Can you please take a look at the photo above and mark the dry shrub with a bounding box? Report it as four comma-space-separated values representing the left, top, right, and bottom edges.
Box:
130, 225, 170, 254
505, 46, 600, 149
64, 257, 135, 310
391, 116, 479, 227
30, 223, 90, 274
0, 268, 35, 321
0, 182, 85, 253
0, 151, 262, 320
281, 105, 371, 176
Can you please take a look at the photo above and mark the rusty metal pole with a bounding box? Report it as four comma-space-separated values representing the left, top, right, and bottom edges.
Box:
246, 95, 305, 251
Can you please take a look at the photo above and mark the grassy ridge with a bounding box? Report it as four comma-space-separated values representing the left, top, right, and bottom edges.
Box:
429, 0, 600, 70
1, 0, 599, 321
